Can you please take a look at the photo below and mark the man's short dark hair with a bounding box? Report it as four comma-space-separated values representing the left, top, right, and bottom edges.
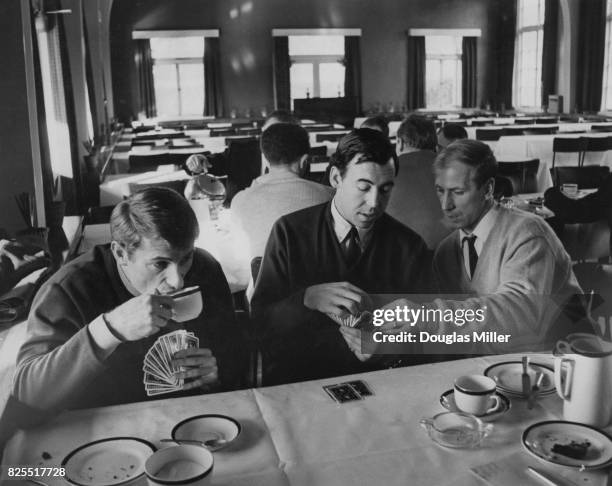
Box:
110, 187, 199, 254
260, 123, 310, 166
439, 123, 468, 142
263, 110, 300, 129
330, 128, 399, 175
397, 115, 437, 151
434, 139, 497, 187
360, 116, 389, 138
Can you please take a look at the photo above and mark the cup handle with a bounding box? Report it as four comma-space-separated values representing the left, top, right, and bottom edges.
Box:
419, 418, 433, 431
486, 395, 501, 414
554, 357, 574, 400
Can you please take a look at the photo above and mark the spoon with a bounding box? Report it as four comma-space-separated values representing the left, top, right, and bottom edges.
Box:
161, 437, 228, 449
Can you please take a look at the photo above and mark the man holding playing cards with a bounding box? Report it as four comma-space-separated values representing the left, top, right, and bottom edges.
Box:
251, 128, 431, 385
13, 188, 245, 413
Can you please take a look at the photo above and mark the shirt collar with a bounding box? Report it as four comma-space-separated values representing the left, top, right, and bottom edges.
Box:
459, 203, 497, 255
330, 198, 372, 248
253, 170, 301, 185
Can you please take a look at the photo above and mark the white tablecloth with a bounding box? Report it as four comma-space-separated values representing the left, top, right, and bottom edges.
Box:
494, 133, 612, 191
4, 355, 611, 485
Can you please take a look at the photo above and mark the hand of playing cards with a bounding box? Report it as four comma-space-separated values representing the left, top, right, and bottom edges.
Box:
327, 310, 372, 329
143, 330, 199, 396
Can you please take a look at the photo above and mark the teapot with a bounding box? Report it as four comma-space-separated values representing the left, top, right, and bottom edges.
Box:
554, 333, 612, 427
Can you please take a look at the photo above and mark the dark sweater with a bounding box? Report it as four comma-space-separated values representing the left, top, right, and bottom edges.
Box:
14, 245, 246, 412
251, 202, 431, 385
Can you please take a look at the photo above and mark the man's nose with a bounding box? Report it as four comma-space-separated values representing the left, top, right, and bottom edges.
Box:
365, 189, 382, 209
165, 264, 184, 290
440, 192, 454, 210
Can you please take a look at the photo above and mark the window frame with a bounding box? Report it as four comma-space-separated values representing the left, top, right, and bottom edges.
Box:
512, 0, 546, 110
601, 0, 612, 111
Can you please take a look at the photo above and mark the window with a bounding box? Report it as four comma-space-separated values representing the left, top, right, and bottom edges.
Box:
288, 35, 345, 107
425, 36, 462, 109
602, 0, 612, 110
513, 0, 546, 109
150, 37, 205, 117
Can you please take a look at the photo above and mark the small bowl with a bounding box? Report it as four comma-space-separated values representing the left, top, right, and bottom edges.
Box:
144, 444, 213, 486
172, 414, 241, 452
420, 412, 492, 448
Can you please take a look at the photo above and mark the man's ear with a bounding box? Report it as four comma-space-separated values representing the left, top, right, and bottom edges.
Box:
110, 241, 129, 266
297, 154, 309, 177
329, 165, 343, 188
484, 177, 495, 200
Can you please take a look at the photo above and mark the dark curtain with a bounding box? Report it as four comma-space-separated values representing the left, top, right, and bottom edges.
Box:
273, 36, 291, 111
496, 0, 517, 111
576, 0, 606, 112
204, 37, 224, 117
406, 35, 425, 109
462, 37, 477, 107
541, 0, 559, 107
344, 36, 362, 114
135, 39, 156, 118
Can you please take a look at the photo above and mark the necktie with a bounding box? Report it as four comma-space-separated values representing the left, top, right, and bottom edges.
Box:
345, 226, 361, 266
463, 235, 478, 278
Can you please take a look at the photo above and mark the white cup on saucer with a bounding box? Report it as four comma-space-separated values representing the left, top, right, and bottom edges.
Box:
145, 444, 213, 486
561, 183, 578, 197
454, 375, 500, 416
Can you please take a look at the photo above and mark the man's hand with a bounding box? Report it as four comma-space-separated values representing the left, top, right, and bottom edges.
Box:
339, 326, 372, 361
0, 239, 48, 272
104, 293, 175, 341
172, 348, 218, 390
185, 154, 211, 175
304, 282, 371, 316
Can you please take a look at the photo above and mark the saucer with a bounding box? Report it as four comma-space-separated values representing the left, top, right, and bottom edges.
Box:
522, 421, 612, 469
440, 389, 510, 422
172, 414, 241, 452
484, 361, 555, 397
62, 437, 156, 486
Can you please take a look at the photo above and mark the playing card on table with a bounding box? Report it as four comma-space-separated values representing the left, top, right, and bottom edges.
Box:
143, 330, 199, 396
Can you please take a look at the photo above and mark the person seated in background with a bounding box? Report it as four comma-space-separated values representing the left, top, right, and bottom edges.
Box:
342, 140, 585, 357
251, 128, 431, 385
386, 115, 451, 249
231, 123, 334, 265
184, 110, 300, 177
13, 188, 246, 413
360, 115, 390, 138
437, 123, 468, 150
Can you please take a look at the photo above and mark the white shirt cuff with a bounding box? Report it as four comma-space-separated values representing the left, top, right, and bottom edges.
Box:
88, 314, 122, 356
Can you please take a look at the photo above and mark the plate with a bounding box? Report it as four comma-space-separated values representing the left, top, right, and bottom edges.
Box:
522, 421, 612, 469
484, 361, 555, 397
440, 389, 510, 422
172, 414, 241, 452
62, 437, 156, 486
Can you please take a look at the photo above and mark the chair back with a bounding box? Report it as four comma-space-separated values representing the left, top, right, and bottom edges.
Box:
503, 127, 526, 136
475, 128, 504, 141
469, 120, 488, 127
590, 124, 612, 133
522, 126, 558, 135
210, 128, 236, 137
315, 132, 348, 143
550, 165, 611, 189
226, 138, 262, 203
584, 136, 612, 152
128, 153, 171, 173
309, 145, 327, 157
493, 175, 513, 199
128, 179, 188, 197
498, 159, 540, 194
552, 137, 588, 153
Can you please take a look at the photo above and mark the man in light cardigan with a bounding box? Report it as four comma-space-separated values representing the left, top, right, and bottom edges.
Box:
342, 139, 586, 358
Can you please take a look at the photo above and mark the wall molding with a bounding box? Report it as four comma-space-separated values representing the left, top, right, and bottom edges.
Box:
132, 29, 220, 39
408, 28, 481, 37
272, 28, 361, 37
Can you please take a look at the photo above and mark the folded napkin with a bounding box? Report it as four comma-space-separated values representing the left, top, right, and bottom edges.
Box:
471, 451, 608, 486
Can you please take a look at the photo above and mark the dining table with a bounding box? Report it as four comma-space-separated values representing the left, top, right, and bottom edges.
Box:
2, 353, 611, 486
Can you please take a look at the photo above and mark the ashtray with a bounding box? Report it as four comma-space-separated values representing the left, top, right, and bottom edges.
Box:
420, 412, 492, 449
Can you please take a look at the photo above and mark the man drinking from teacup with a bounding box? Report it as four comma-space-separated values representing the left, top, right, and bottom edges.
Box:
342, 140, 587, 357
13, 188, 246, 413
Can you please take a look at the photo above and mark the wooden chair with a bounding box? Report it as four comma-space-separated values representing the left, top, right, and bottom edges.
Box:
475, 128, 504, 141
551, 137, 588, 168
550, 165, 611, 189
493, 175, 513, 200
522, 126, 558, 135
590, 124, 612, 133
128, 153, 171, 173
582, 136, 612, 163
498, 159, 540, 194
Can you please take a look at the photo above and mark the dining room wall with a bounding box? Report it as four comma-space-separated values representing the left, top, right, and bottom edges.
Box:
110, 0, 507, 121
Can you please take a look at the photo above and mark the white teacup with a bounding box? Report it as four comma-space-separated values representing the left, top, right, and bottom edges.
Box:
169, 286, 203, 323
454, 375, 500, 416
145, 444, 213, 486
561, 183, 578, 197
